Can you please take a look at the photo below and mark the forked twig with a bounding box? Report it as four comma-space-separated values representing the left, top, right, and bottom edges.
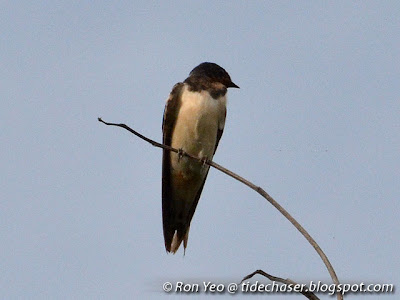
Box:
241, 269, 319, 300
98, 117, 342, 300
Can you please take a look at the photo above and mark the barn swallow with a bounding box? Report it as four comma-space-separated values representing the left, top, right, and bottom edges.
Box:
162, 62, 239, 253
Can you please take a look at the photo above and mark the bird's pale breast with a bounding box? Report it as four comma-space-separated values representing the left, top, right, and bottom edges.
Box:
170, 85, 226, 179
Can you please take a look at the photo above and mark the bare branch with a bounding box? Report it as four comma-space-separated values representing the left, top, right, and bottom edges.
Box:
98, 117, 343, 300
242, 269, 320, 300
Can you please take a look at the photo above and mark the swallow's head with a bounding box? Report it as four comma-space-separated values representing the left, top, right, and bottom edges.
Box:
189, 62, 239, 89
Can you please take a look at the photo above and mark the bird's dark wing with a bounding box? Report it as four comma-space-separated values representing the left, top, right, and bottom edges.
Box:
162, 82, 184, 251
214, 107, 226, 154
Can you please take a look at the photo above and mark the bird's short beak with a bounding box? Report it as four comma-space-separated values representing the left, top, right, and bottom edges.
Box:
228, 82, 240, 89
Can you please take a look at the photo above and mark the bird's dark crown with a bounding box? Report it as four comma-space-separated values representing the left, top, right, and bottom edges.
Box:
187, 62, 239, 89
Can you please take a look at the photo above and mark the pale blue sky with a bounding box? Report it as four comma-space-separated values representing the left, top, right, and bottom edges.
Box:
1, 1, 399, 299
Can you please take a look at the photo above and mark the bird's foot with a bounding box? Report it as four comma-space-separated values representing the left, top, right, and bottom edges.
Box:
177, 148, 184, 162
201, 156, 209, 167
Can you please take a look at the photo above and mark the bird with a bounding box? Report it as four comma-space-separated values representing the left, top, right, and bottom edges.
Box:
162, 62, 239, 253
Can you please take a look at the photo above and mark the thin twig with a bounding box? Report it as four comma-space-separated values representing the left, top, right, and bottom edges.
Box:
98, 117, 343, 300
242, 269, 320, 300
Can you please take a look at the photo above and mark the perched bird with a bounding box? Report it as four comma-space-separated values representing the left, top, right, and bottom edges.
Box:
162, 62, 239, 253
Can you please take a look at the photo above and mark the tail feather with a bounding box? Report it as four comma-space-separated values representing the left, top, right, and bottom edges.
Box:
168, 226, 190, 254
